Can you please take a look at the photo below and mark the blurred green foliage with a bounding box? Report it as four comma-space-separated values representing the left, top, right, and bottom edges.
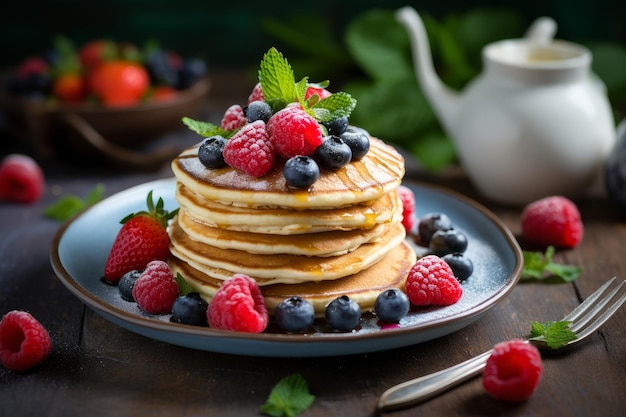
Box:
262, 8, 626, 171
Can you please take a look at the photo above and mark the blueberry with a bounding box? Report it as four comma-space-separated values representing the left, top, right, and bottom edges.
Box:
314, 136, 352, 170
417, 212, 453, 245
119, 270, 142, 301
325, 295, 361, 331
374, 288, 410, 323
442, 252, 474, 282
245, 100, 272, 123
429, 228, 468, 256
339, 126, 370, 160
198, 136, 228, 168
274, 296, 315, 332
283, 156, 320, 189
322, 116, 349, 136
170, 292, 209, 326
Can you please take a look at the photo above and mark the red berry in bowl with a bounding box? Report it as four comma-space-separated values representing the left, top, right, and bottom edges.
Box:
482, 339, 543, 402
0, 154, 45, 204
0, 310, 52, 372
521, 195, 583, 248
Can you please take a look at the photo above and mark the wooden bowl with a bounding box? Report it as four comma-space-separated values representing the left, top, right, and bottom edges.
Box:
0, 73, 210, 169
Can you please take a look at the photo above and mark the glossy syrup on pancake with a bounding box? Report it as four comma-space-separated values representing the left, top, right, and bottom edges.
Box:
171, 137, 405, 209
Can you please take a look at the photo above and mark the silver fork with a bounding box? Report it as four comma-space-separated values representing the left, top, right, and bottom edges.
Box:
378, 277, 626, 411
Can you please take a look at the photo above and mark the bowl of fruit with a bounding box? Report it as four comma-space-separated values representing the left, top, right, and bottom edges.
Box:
0, 37, 209, 169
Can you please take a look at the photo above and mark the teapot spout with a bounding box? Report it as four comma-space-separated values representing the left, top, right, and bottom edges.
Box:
395, 6, 460, 135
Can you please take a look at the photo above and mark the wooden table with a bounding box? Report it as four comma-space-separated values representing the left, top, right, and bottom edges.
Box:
1, 81, 625, 417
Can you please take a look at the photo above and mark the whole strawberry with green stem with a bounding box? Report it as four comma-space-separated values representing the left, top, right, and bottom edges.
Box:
104, 191, 178, 283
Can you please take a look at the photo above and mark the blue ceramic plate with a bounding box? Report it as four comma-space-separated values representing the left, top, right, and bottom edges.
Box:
50, 178, 522, 357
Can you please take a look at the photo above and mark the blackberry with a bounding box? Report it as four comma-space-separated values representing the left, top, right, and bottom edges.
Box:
245, 100, 273, 123
340, 126, 370, 160
198, 136, 228, 168
283, 156, 320, 189
313, 136, 352, 170
118, 269, 141, 301
170, 292, 209, 326
442, 252, 474, 282
176, 58, 207, 89
429, 228, 468, 256
374, 288, 410, 323
145, 48, 179, 87
274, 296, 315, 332
417, 212, 453, 245
323, 116, 349, 136
325, 295, 361, 332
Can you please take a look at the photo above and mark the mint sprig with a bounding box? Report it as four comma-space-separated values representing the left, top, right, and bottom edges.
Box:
261, 373, 315, 417
174, 272, 195, 296
522, 246, 581, 283
529, 320, 577, 349
182, 117, 232, 138
259, 47, 297, 112
259, 47, 356, 120
44, 183, 105, 221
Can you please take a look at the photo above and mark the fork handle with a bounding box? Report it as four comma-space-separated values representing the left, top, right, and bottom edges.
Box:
378, 349, 493, 411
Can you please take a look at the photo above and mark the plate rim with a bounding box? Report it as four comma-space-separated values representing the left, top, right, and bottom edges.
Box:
49, 178, 523, 352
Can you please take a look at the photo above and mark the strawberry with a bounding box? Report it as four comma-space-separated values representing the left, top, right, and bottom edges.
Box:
88, 60, 150, 106
103, 191, 178, 283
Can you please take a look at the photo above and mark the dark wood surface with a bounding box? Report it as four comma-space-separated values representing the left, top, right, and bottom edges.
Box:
1, 75, 625, 417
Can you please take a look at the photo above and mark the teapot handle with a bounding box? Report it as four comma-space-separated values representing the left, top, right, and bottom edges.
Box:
524, 17, 557, 45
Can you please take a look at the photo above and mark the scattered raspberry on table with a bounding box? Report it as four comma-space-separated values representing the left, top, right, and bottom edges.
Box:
0, 310, 52, 372
521, 195, 583, 248
482, 339, 543, 402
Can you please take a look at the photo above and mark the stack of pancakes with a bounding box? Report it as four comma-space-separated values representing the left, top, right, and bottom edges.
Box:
168, 137, 417, 315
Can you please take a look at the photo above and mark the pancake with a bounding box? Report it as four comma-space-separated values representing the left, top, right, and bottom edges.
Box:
169, 240, 417, 315
176, 182, 402, 234
169, 218, 407, 284
176, 209, 391, 257
171, 137, 405, 209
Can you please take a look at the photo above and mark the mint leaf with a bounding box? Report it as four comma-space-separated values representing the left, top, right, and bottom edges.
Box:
261, 374, 315, 417
522, 246, 581, 283
529, 320, 577, 349
44, 183, 104, 221
174, 272, 195, 296
311, 91, 357, 122
182, 117, 232, 138
259, 47, 296, 112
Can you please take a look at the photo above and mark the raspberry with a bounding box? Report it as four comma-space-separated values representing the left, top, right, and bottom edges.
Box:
397, 185, 417, 234
405, 255, 463, 306
220, 104, 248, 131
482, 339, 543, 402
131, 260, 179, 314
0, 154, 45, 204
521, 195, 583, 248
223, 120, 275, 177
0, 310, 52, 372
266, 106, 323, 158
207, 274, 268, 333
248, 82, 264, 104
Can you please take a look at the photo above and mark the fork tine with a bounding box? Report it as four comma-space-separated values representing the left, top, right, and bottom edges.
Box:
572, 281, 626, 341
561, 277, 617, 323
570, 279, 625, 333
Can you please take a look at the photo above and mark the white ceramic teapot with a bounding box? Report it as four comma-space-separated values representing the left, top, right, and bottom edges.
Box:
396, 6, 616, 205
